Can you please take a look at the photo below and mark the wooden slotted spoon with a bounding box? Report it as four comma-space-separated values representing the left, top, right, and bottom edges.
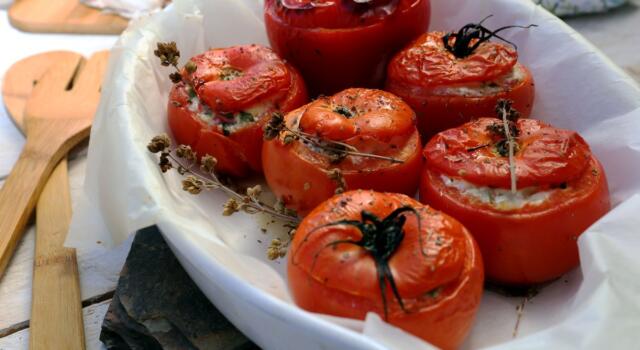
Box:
0, 52, 108, 284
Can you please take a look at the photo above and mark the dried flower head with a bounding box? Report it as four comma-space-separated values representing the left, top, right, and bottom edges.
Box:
154, 41, 180, 67
169, 72, 183, 84
223, 198, 241, 216
200, 155, 217, 173
182, 176, 203, 195
267, 238, 288, 260
246, 185, 263, 200
148, 134, 171, 153
176, 144, 196, 161
159, 152, 173, 173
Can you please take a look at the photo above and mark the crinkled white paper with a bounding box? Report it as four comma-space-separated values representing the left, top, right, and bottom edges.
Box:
67, 0, 640, 348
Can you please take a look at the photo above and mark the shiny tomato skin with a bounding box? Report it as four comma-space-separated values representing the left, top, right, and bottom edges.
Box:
425, 118, 592, 189
262, 88, 422, 215
394, 65, 534, 141
386, 32, 535, 140
167, 45, 307, 177
264, 0, 430, 96
419, 119, 611, 285
288, 190, 484, 349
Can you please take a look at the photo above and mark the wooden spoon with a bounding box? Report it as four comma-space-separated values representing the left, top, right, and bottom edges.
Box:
2, 51, 108, 349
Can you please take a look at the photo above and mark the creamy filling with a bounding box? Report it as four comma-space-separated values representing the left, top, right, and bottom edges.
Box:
432, 64, 526, 97
441, 174, 553, 210
185, 85, 272, 134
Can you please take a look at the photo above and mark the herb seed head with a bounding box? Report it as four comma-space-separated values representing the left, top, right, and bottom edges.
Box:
182, 176, 203, 194
154, 41, 180, 67
200, 155, 218, 173
223, 198, 240, 216
147, 134, 171, 153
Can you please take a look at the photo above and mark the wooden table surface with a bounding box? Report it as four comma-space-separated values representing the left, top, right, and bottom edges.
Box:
0, 2, 639, 349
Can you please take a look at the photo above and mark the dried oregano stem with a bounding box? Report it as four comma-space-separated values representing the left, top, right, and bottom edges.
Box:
498, 102, 518, 193
264, 113, 403, 164
147, 134, 300, 224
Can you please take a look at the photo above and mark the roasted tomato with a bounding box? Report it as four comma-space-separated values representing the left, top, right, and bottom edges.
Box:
262, 88, 422, 215
420, 116, 611, 285
264, 0, 430, 96
386, 22, 535, 140
288, 190, 484, 349
168, 44, 307, 177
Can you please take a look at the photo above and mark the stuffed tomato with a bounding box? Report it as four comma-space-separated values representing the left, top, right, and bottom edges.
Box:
167, 44, 307, 177
264, 0, 430, 96
419, 116, 610, 285
262, 88, 422, 215
386, 22, 535, 140
288, 190, 484, 349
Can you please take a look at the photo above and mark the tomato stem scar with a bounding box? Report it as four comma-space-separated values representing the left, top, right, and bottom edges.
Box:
293, 206, 424, 320
442, 15, 537, 59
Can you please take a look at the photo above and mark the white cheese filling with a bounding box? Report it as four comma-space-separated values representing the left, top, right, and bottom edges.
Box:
432, 64, 527, 97
185, 85, 272, 132
441, 174, 553, 210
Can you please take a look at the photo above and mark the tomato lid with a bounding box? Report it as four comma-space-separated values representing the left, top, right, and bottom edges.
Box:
295, 88, 415, 142
424, 118, 592, 188
387, 31, 518, 89
290, 191, 467, 304
265, 0, 421, 29
183, 44, 292, 113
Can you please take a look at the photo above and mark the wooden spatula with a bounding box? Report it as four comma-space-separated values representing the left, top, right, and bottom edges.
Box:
3, 51, 107, 349
2, 51, 82, 132
2, 51, 108, 349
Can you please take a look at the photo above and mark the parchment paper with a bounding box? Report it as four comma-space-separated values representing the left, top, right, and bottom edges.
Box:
67, 0, 640, 348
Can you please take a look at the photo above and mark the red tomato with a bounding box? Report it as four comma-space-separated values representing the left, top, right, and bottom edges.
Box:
262, 88, 422, 215
168, 44, 307, 177
264, 0, 430, 96
386, 32, 535, 140
288, 190, 484, 349
420, 118, 611, 285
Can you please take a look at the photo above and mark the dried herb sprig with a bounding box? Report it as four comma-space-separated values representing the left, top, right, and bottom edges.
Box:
147, 134, 300, 224
487, 100, 521, 193
267, 226, 296, 260
292, 207, 422, 320
264, 113, 403, 164
443, 15, 537, 58
154, 41, 195, 84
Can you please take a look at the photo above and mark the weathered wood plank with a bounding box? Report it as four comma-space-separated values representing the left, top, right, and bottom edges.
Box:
0, 299, 111, 350
0, 158, 131, 332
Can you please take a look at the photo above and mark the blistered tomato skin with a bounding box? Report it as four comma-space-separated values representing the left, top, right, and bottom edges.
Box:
288, 191, 484, 349
420, 118, 611, 285
167, 45, 307, 177
264, 0, 430, 96
262, 88, 423, 215
386, 32, 535, 140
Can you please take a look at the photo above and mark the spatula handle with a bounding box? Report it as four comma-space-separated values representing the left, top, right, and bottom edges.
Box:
0, 138, 60, 279
30, 157, 85, 350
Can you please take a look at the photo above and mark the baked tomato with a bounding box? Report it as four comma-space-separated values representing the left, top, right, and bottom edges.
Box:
420, 116, 611, 285
262, 88, 422, 215
288, 190, 484, 349
386, 22, 535, 140
168, 44, 307, 177
264, 0, 430, 96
